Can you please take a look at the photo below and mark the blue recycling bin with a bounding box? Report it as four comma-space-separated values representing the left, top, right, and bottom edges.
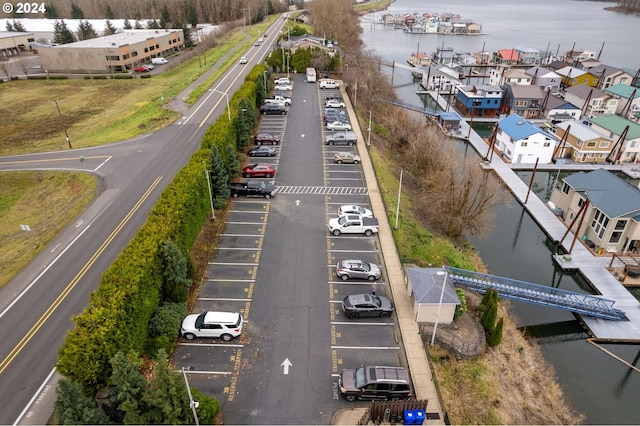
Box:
404, 409, 416, 425
414, 409, 425, 425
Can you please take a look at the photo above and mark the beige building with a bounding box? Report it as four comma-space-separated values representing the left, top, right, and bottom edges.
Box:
38, 29, 184, 74
553, 119, 613, 163
0, 31, 35, 57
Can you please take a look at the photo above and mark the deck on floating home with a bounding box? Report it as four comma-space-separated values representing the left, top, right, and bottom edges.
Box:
426, 91, 640, 342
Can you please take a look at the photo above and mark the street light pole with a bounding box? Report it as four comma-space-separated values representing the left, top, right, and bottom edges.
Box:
394, 169, 402, 230
203, 161, 215, 221
182, 368, 200, 426
263, 70, 267, 92
367, 110, 372, 149
431, 270, 448, 346
212, 89, 230, 122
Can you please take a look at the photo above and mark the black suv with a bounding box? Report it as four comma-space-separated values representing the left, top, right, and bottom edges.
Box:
338, 366, 412, 402
260, 104, 288, 115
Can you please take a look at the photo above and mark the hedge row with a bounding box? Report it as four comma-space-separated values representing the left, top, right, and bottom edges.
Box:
56, 65, 265, 391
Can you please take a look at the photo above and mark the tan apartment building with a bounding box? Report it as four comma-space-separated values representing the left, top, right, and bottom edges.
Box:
553, 119, 613, 163
38, 29, 184, 74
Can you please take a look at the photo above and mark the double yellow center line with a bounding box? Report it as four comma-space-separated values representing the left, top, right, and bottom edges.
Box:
0, 176, 163, 374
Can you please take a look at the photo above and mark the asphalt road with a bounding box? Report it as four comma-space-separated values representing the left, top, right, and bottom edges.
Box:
0, 19, 286, 425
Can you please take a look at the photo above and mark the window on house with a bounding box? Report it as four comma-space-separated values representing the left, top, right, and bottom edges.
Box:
615, 219, 627, 230
591, 210, 609, 239
599, 141, 610, 148
562, 182, 570, 194
610, 231, 622, 244
544, 142, 550, 147
586, 141, 596, 148
521, 141, 528, 147
578, 197, 585, 207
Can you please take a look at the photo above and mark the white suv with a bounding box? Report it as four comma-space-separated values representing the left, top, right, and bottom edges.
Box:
274, 77, 290, 85
181, 311, 243, 341
320, 79, 339, 89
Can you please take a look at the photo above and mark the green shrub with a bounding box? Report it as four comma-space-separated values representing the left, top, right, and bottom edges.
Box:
148, 302, 187, 338
113, 74, 134, 79
488, 317, 504, 347
191, 388, 220, 424
145, 335, 173, 359
140, 74, 152, 79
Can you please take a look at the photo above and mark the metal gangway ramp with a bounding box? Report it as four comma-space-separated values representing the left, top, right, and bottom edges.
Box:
444, 267, 628, 321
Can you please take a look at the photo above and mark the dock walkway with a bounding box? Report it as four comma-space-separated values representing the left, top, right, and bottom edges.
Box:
427, 92, 640, 342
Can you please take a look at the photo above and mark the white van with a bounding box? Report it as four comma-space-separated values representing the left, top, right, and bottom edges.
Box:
319, 79, 339, 89
152, 57, 168, 65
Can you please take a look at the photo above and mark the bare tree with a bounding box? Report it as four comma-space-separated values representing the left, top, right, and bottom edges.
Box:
0, 59, 11, 80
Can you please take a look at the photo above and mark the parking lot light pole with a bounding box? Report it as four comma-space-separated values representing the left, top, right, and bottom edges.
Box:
212, 89, 230, 122
367, 110, 372, 149
182, 368, 200, 426
203, 161, 216, 221
431, 270, 448, 346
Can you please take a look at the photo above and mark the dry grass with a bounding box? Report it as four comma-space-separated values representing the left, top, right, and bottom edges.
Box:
0, 171, 97, 288
429, 295, 586, 425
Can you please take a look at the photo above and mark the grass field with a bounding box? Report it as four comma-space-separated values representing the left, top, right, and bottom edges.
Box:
0, 19, 274, 289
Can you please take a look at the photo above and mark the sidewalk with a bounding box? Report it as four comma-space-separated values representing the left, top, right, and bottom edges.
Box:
336, 82, 444, 424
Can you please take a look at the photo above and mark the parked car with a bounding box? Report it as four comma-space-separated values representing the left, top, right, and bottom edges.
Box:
326, 121, 352, 131
338, 205, 373, 218
338, 365, 410, 401
336, 260, 381, 281
230, 180, 276, 199
181, 311, 243, 341
242, 163, 276, 178
333, 152, 361, 164
323, 111, 347, 123
274, 77, 291, 85
325, 95, 343, 102
152, 57, 168, 65
134, 66, 149, 72
319, 79, 339, 89
274, 84, 293, 91
143, 64, 154, 70
254, 133, 281, 145
248, 146, 277, 157
341, 294, 394, 319
326, 99, 346, 108
239, 56, 248, 64
260, 104, 288, 115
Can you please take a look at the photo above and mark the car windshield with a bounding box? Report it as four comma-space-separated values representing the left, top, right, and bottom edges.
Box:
354, 367, 367, 388
362, 262, 371, 272
194, 312, 206, 328
337, 216, 348, 225
372, 295, 382, 307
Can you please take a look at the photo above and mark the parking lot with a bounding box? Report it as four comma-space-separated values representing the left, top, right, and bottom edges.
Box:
173, 73, 408, 423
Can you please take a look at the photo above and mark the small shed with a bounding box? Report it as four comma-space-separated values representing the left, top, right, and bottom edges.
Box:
437, 111, 462, 133
406, 268, 459, 324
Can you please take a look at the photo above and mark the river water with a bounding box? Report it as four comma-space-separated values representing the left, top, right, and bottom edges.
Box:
360, 1, 640, 424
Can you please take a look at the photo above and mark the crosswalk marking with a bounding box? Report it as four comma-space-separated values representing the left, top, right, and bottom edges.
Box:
276, 186, 368, 195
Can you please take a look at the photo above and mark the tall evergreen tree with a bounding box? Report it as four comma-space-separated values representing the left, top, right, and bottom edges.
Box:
160, 239, 192, 303
186, 2, 198, 27
104, 20, 117, 36
44, 3, 58, 18
209, 145, 230, 209
481, 298, 498, 332
70, 2, 85, 19
134, 20, 143, 29
53, 20, 76, 44
54, 378, 108, 424
160, 5, 171, 29
488, 317, 504, 347
141, 349, 193, 424
123, 19, 132, 30
12, 21, 26, 32
105, 5, 116, 19
5, 22, 14, 31
147, 19, 161, 29
226, 143, 240, 177
109, 351, 149, 425
77, 20, 97, 41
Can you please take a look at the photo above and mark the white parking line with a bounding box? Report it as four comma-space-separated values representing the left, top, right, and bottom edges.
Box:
328, 281, 385, 285
198, 297, 252, 302
229, 200, 272, 204
180, 369, 234, 375
228, 210, 270, 213
215, 247, 262, 250
331, 345, 400, 350
220, 234, 264, 237
224, 221, 266, 225
326, 249, 379, 252
179, 343, 244, 348
205, 279, 255, 282
208, 262, 258, 265
331, 320, 395, 325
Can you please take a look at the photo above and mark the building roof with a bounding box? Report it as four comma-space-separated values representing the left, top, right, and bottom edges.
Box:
498, 114, 555, 140
556, 66, 588, 78
406, 268, 459, 305
507, 83, 544, 99
503, 69, 530, 79
588, 63, 622, 78
556, 119, 612, 142
497, 49, 519, 61
546, 95, 580, 110
47, 29, 180, 49
563, 168, 640, 218
525, 66, 561, 79
589, 114, 640, 139
566, 83, 606, 99
513, 45, 540, 54
605, 84, 640, 100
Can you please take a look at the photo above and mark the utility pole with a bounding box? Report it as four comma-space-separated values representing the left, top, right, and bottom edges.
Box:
54, 100, 72, 149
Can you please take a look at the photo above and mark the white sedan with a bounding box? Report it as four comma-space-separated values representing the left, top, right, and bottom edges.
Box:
275, 84, 293, 91
326, 121, 352, 131
325, 99, 346, 108
337, 204, 373, 218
